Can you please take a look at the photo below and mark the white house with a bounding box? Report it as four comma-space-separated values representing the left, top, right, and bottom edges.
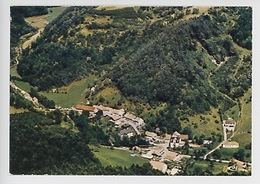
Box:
222, 140, 239, 148
223, 118, 236, 132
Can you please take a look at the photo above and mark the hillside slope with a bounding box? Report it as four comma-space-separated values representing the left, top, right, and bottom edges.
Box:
13, 6, 252, 134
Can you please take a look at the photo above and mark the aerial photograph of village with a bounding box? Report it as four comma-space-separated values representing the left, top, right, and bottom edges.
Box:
9, 5, 252, 176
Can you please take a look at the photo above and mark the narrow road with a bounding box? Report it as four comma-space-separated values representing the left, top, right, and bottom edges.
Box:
204, 128, 236, 160
203, 141, 224, 160
22, 28, 44, 50
10, 81, 40, 107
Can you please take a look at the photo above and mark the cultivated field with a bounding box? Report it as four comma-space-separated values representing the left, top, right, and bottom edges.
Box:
90, 145, 148, 167
40, 75, 98, 107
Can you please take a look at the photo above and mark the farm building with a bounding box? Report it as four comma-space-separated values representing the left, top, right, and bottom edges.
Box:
223, 118, 236, 132
75, 104, 96, 112
145, 131, 158, 142
164, 151, 179, 161
149, 160, 168, 173
228, 159, 248, 172
222, 140, 239, 148
169, 131, 189, 148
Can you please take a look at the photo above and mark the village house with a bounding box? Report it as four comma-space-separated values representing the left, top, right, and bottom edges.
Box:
203, 140, 213, 145
222, 140, 239, 148
149, 160, 168, 173
75, 104, 96, 112
141, 150, 154, 160
145, 131, 158, 142
170, 168, 180, 175
32, 97, 38, 104
114, 117, 129, 126
94, 105, 125, 116
141, 145, 166, 161
93, 105, 125, 121
180, 134, 189, 141
108, 113, 122, 121
92, 105, 144, 135
119, 127, 135, 138
124, 112, 145, 127
155, 133, 172, 144
152, 146, 165, 159
223, 118, 237, 132
164, 151, 179, 161
169, 131, 189, 148
75, 104, 98, 118
228, 158, 248, 172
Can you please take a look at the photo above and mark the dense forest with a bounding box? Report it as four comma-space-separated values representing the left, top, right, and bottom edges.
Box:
10, 112, 164, 175
16, 7, 251, 118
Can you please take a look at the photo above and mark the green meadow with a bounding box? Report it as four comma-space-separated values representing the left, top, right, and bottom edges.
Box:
90, 145, 148, 167
40, 77, 90, 107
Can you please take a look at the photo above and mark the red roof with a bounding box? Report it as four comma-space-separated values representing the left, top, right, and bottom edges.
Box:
165, 151, 179, 160
180, 134, 189, 140
75, 104, 95, 111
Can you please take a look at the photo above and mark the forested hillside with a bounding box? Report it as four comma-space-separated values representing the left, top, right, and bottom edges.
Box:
10, 7, 48, 64
16, 7, 251, 115
10, 6, 48, 45
10, 112, 164, 175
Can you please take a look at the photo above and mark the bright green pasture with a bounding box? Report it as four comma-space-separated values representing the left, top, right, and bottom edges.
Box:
90, 145, 148, 167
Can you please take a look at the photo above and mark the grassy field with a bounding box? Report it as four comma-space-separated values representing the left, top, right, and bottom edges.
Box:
231, 88, 251, 162
93, 87, 122, 107
13, 75, 98, 108
90, 145, 148, 167
218, 147, 251, 162
10, 66, 21, 78
189, 160, 228, 175
10, 106, 28, 114
224, 104, 240, 121
13, 80, 32, 93
39, 75, 99, 107
180, 107, 222, 137
47, 7, 67, 22
233, 132, 251, 148
237, 88, 251, 132
40, 77, 90, 107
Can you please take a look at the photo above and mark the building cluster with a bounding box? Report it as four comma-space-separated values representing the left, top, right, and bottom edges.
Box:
222, 118, 239, 148
228, 159, 250, 172
139, 130, 190, 175
144, 131, 189, 148
74, 104, 248, 174
75, 104, 145, 135
94, 105, 145, 135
